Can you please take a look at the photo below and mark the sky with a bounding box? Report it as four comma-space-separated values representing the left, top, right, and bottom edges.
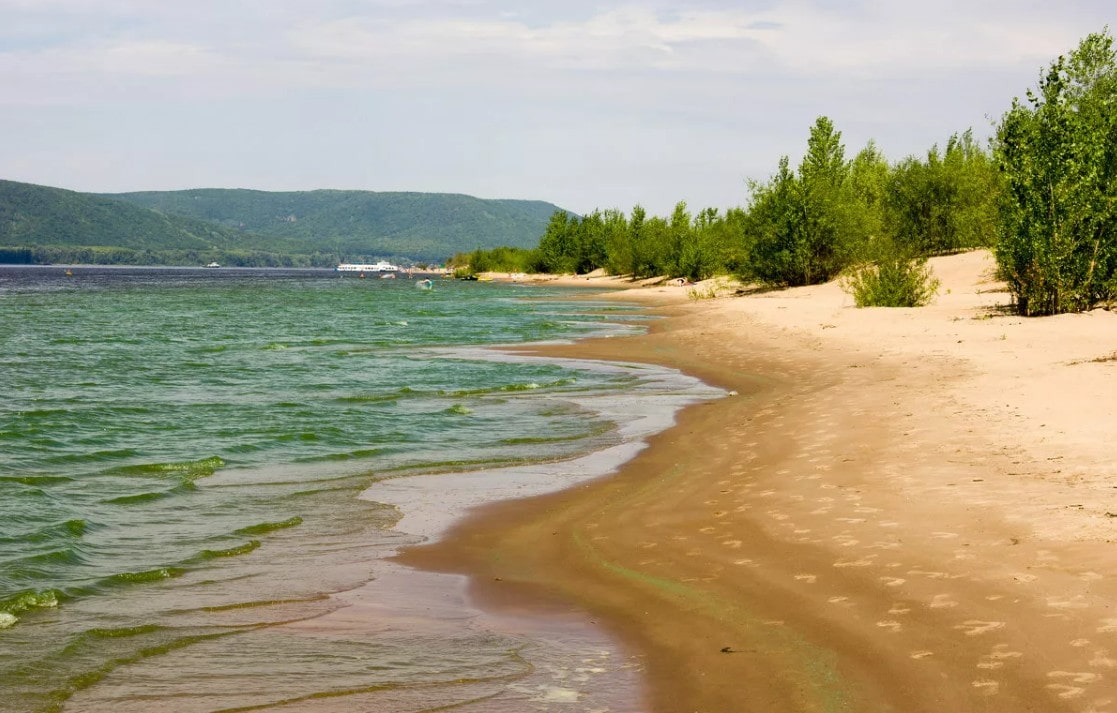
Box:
0, 1, 1113, 216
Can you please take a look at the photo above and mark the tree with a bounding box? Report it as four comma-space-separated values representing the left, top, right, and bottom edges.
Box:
994, 29, 1117, 315
887, 131, 998, 257
534, 210, 577, 273
744, 117, 861, 286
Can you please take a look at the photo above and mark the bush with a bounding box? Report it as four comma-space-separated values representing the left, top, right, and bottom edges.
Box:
841, 255, 940, 307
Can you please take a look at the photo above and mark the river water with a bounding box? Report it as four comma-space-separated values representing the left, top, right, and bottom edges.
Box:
0, 266, 721, 712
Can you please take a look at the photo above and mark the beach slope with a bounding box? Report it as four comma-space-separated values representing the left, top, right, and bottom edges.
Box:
401, 250, 1117, 712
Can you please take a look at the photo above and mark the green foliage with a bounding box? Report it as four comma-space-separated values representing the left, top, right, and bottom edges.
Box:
841, 240, 941, 307
106, 188, 563, 263
0, 180, 568, 266
521, 202, 741, 281
533, 210, 579, 273
886, 131, 999, 256
0, 179, 251, 254
743, 117, 865, 286
449, 246, 535, 274
994, 29, 1117, 315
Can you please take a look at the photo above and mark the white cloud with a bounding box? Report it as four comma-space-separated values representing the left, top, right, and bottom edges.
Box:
0, 0, 1113, 212
0, 1, 1103, 104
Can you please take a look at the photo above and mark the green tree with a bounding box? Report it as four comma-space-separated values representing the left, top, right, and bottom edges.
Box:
534, 210, 577, 273
847, 141, 891, 257
744, 117, 863, 286
887, 131, 998, 257
994, 29, 1117, 315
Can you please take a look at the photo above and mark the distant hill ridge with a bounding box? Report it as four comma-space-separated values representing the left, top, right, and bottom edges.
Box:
0, 179, 569, 266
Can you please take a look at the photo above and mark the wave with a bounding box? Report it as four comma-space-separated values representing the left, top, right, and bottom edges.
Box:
83, 623, 164, 639
0, 473, 74, 486
194, 540, 262, 561
103, 479, 198, 505
107, 455, 226, 481
295, 448, 384, 463
104, 489, 176, 505
233, 517, 303, 537
5, 518, 90, 545
201, 593, 329, 613
102, 567, 185, 586
444, 377, 578, 398
0, 588, 63, 623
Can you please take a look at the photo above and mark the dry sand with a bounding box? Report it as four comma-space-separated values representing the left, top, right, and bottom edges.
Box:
401, 250, 1117, 712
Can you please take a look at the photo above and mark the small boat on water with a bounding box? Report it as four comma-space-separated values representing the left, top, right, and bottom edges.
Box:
204, 262, 221, 269
416, 278, 433, 290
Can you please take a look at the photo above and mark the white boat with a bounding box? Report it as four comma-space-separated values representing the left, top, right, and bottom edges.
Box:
336, 261, 399, 273
204, 262, 221, 268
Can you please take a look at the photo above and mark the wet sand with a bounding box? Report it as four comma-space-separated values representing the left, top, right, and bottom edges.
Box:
401, 251, 1117, 712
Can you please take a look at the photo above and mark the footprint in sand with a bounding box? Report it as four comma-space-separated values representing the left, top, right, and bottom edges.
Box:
1097, 618, 1117, 633
909, 570, 950, 580
1047, 595, 1090, 610
833, 556, 876, 568
1045, 671, 1101, 699
971, 679, 1000, 696
954, 621, 1006, 636
1089, 650, 1117, 669
867, 541, 902, 551
930, 594, 959, 609
977, 645, 1023, 670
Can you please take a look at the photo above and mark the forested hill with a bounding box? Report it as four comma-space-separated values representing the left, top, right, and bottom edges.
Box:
0, 179, 268, 265
104, 188, 567, 262
0, 179, 570, 266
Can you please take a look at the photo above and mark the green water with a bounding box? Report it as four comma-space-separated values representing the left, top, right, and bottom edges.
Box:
0, 266, 717, 712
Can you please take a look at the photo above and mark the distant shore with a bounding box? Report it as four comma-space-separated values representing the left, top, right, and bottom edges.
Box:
402, 250, 1117, 711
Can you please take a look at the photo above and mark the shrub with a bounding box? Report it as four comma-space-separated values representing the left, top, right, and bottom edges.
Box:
841, 255, 940, 307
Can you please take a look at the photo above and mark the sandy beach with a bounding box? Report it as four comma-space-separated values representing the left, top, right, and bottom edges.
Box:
400, 250, 1117, 712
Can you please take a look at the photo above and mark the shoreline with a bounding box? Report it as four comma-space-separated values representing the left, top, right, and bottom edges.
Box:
400, 250, 1117, 711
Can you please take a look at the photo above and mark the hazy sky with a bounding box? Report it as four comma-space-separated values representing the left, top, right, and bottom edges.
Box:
0, 1, 1112, 215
